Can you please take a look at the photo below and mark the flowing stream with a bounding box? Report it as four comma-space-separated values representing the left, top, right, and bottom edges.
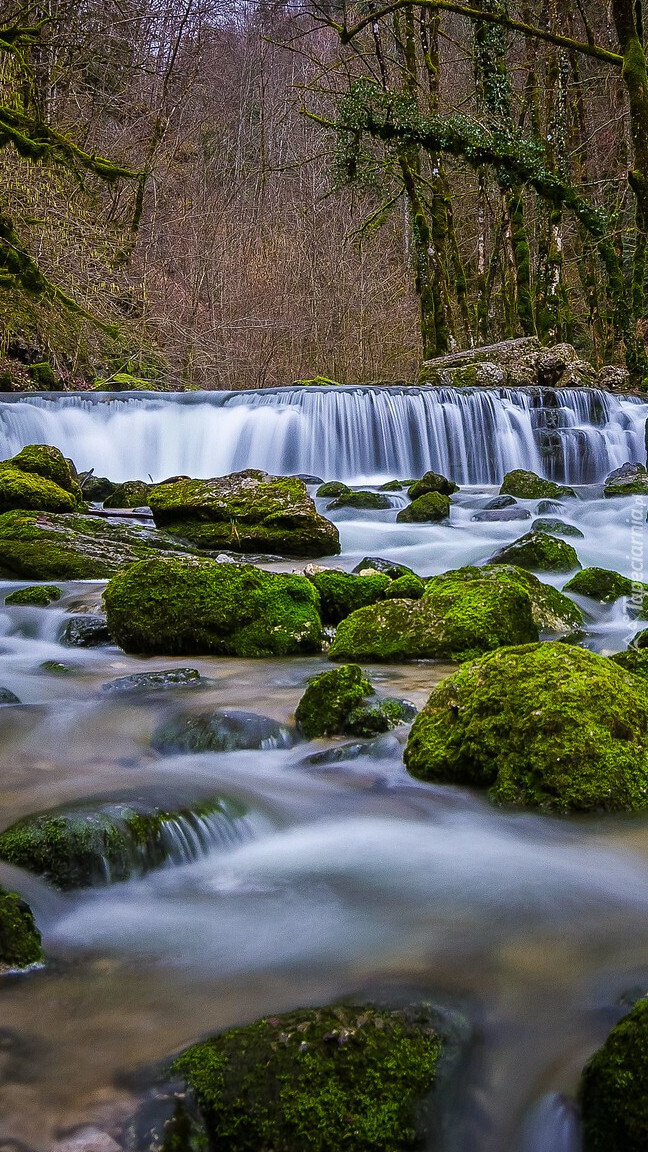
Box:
0, 387, 648, 1152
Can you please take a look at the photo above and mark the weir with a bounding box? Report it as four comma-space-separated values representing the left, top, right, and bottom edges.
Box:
0, 386, 645, 485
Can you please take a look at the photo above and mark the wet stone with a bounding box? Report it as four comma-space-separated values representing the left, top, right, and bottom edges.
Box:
59, 614, 113, 647
471, 508, 531, 522
101, 668, 202, 695
484, 495, 517, 509
151, 709, 295, 753
0, 688, 20, 704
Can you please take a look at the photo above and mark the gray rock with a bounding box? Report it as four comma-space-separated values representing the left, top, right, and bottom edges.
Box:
151, 709, 295, 753
485, 495, 517, 509
472, 508, 531, 523
59, 614, 112, 647
101, 668, 202, 695
0, 687, 20, 704
531, 517, 584, 538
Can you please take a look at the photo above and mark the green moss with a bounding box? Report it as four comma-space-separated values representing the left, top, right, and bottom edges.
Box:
384, 574, 425, 599
95, 373, 166, 392
404, 643, 648, 812
397, 492, 450, 523
169, 1003, 442, 1152
293, 375, 341, 386
151, 710, 293, 753
425, 564, 583, 634
500, 470, 575, 499
407, 471, 458, 499
306, 571, 390, 624
5, 583, 62, 605
604, 464, 648, 497
564, 567, 647, 603
326, 491, 391, 511
0, 885, 44, 969
103, 480, 151, 508
0, 466, 81, 514
316, 482, 350, 498
0, 509, 193, 579
580, 998, 648, 1151
27, 362, 57, 389
610, 649, 648, 678
149, 473, 340, 558
378, 480, 405, 491
0, 798, 245, 890
531, 517, 584, 538
294, 663, 413, 737
10, 444, 80, 495
104, 556, 323, 657
489, 531, 581, 573
329, 576, 537, 663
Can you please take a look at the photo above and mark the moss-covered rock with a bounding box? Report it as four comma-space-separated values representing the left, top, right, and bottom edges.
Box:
407, 471, 458, 499
499, 470, 575, 500
5, 583, 62, 605
379, 479, 405, 491
103, 481, 152, 508
295, 664, 416, 738
149, 471, 340, 558
384, 574, 425, 599
152, 709, 294, 753
0, 885, 44, 970
0, 797, 247, 890
610, 648, 648, 679
397, 492, 450, 523
0, 444, 84, 513
530, 517, 584, 538
404, 643, 648, 812
0, 510, 195, 579
78, 474, 117, 502
352, 557, 417, 579
168, 1002, 442, 1152
564, 567, 647, 604
104, 556, 323, 656
604, 462, 648, 497
425, 564, 583, 634
326, 491, 391, 511
10, 445, 79, 494
489, 531, 581, 573
316, 482, 350, 498
306, 570, 390, 624
580, 998, 648, 1151
101, 668, 202, 695
329, 576, 538, 664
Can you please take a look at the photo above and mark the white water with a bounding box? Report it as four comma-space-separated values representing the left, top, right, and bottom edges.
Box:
0, 386, 645, 484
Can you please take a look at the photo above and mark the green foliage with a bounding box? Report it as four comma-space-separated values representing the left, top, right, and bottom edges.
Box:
170, 1004, 442, 1152
103, 556, 323, 657
404, 643, 648, 812
580, 998, 648, 1151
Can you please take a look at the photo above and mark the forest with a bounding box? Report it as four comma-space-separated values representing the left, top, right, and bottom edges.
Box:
2, 0, 648, 388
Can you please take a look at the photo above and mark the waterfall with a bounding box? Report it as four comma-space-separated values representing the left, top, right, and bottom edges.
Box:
0, 386, 644, 485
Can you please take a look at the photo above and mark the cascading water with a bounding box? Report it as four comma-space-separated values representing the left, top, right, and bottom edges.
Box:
0, 386, 645, 484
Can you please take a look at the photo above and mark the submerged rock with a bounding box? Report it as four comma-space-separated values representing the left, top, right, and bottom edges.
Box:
152, 709, 294, 753
0, 510, 196, 580
0, 797, 247, 889
0, 443, 84, 515
489, 531, 581, 573
500, 470, 575, 500
306, 570, 390, 624
103, 556, 323, 657
407, 470, 458, 499
101, 668, 202, 694
295, 664, 416, 738
59, 614, 113, 647
148, 470, 340, 557
0, 885, 44, 970
404, 643, 648, 812
5, 583, 62, 605
103, 480, 152, 509
580, 997, 648, 1151
167, 1002, 443, 1152
397, 492, 450, 523
471, 507, 530, 522
604, 461, 648, 497
329, 572, 538, 663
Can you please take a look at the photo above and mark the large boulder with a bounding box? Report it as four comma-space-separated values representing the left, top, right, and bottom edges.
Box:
0, 510, 195, 579
564, 566, 648, 607
404, 643, 648, 812
580, 998, 648, 1152
407, 471, 458, 499
329, 573, 537, 663
488, 531, 580, 573
604, 462, 648, 497
103, 556, 323, 656
418, 338, 599, 390
0, 885, 44, 970
499, 470, 575, 500
0, 444, 84, 514
397, 492, 450, 523
148, 470, 340, 557
0, 797, 246, 889
306, 570, 390, 624
425, 565, 583, 634
295, 664, 416, 738
167, 1003, 443, 1152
